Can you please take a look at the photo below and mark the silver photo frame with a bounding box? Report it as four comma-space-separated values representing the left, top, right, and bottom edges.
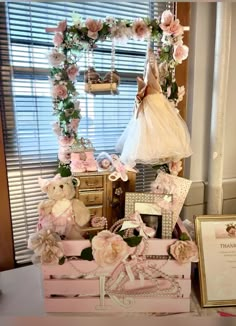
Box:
125, 192, 173, 239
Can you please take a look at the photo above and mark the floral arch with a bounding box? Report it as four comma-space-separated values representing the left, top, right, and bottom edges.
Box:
46, 10, 189, 176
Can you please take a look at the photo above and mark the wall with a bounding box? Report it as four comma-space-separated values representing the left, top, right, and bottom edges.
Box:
182, 3, 236, 220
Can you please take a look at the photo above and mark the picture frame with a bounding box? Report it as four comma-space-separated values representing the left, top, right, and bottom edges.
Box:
125, 192, 173, 239
195, 214, 236, 307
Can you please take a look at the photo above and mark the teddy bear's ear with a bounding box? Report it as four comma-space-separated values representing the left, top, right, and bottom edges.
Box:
38, 177, 50, 193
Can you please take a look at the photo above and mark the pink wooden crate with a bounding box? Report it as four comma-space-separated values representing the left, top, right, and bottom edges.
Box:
42, 219, 191, 313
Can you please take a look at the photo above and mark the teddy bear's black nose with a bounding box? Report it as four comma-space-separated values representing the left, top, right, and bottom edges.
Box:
60, 185, 64, 189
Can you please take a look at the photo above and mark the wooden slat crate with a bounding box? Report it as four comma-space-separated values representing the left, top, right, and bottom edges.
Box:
42, 219, 191, 313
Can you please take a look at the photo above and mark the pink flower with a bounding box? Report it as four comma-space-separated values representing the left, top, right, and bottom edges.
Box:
168, 161, 183, 176
85, 18, 103, 40
91, 216, 107, 228
132, 18, 150, 40
58, 20, 67, 32
70, 118, 80, 132
173, 44, 189, 63
48, 49, 65, 67
53, 32, 64, 47
111, 22, 131, 44
105, 16, 116, 26
161, 10, 174, 26
45, 20, 67, 33
160, 19, 183, 36
58, 149, 71, 164
92, 230, 130, 267
169, 240, 199, 264
177, 86, 185, 104
52, 122, 62, 136
52, 84, 68, 99
67, 65, 79, 81
28, 229, 64, 265
58, 136, 74, 146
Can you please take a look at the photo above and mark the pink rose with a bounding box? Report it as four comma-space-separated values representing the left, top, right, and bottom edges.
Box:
58, 148, 70, 164
48, 49, 65, 67
53, 32, 64, 47
28, 229, 64, 265
160, 19, 183, 36
70, 118, 80, 132
85, 18, 103, 40
173, 44, 189, 63
52, 121, 62, 136
58, 136, 74, 146
170, 240, 199, 264
161, 10, 174, 26
92, 230, 130, 267
67, 65, 79, 81
58, 20, 67, 32
52, 84, 68, 99
132, 18, 150, 40
168, 161, 183, 176
45, 20, 67, 33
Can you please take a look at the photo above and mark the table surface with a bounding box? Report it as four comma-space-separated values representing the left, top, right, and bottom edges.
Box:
1, 265, 236, 317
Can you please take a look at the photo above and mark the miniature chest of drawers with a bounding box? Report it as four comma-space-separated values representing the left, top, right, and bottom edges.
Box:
73, 171, 136, 227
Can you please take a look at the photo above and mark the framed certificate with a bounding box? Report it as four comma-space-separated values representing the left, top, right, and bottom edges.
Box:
195, 215, 236, 307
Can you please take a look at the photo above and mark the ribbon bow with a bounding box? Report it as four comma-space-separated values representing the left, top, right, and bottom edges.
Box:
108, 154, 137, 182
135, 77, 147, 118
120, 212, 156, 239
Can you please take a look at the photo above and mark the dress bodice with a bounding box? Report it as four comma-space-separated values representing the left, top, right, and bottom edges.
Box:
144, 49, 162, 94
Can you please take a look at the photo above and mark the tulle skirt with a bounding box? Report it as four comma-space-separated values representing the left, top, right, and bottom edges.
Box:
116, 93, 193, 167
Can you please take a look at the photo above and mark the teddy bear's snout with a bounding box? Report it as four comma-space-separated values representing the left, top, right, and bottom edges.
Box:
59, 185, 64, 189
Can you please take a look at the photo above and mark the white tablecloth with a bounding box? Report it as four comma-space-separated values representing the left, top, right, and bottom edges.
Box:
1, 265, 236, 318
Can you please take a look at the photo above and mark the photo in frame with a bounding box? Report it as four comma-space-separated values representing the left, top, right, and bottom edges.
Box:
195, 214, 236, 307
125, 192, 173, 239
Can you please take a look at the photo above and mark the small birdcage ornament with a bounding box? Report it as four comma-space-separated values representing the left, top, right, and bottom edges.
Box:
70, 137, 97, 173
84, 40, 120, 95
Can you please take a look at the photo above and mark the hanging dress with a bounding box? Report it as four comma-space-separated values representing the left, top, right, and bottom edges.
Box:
116, 49, 193, 168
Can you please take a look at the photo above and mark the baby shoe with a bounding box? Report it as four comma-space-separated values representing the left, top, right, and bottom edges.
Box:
84, 151, 97, 172
103, 69, 120, 85
70, 152, 86, 173
84, 67, 102, 84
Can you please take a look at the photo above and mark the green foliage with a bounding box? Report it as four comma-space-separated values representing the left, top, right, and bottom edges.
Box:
58, 256, 66, 265
57, 163, 71, 177
124, 235, 142, 247
80, 247, 94, 261
179, 232, 190, 241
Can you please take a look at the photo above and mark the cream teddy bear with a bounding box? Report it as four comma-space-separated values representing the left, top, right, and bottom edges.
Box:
37, 174, 90, 239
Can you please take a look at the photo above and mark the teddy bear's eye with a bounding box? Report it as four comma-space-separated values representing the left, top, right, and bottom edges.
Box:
53, 186, 55, 189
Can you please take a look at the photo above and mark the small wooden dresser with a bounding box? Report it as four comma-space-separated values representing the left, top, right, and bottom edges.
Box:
73, 171, 136, 227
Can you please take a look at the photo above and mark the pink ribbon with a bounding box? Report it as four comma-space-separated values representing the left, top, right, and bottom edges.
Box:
108, 154, 137, 182
45, 20, 67, 33
121, 212, 156, 239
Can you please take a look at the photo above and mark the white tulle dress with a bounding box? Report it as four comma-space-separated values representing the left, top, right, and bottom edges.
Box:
116, 49, 192, 168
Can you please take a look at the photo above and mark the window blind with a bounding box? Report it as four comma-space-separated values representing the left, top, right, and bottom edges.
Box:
0, 1, 174, 265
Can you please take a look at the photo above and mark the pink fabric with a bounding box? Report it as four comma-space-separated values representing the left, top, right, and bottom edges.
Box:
45, 20, 67, 33
218, 311, 236, 317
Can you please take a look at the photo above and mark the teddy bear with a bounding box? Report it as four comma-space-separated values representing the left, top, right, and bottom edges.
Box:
37, 174, 90, 239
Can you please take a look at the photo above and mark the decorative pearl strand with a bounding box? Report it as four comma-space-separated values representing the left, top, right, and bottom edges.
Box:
87, 46, 94, 93
110, 38, 115, 95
